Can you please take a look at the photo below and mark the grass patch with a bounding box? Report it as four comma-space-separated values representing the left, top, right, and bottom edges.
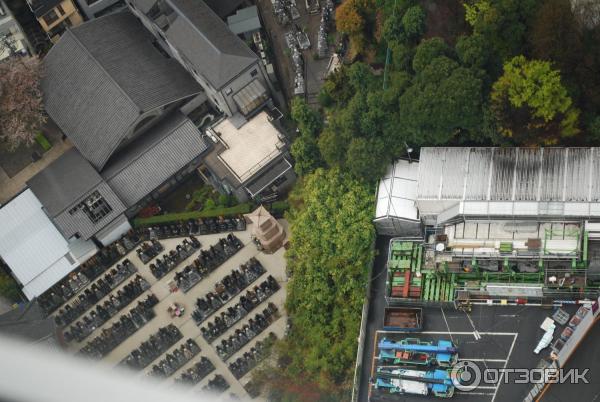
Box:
35, 133, 52, 152
133, 203, 253, 226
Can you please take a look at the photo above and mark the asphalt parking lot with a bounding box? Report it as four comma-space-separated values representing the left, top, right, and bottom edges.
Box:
366, 305, 573, 402
357, 237, 595, 402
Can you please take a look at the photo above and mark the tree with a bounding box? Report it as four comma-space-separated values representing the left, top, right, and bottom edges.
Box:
530, 0, 583, 80
412, 37, 451, 72
291, 134, 323, 176
0, 56, 46, 150
463, 0, 538, 65
401, 5, 426, 41
336, 0, 364, 36
399, 56, 484, 144
275, 168, 375, 392
346, 137, 387, 179
336, 0, 367, 54
490, 55, 581, 144
290, 98, 322, 137
382, 2, 425, 44
456, 33, 489, 69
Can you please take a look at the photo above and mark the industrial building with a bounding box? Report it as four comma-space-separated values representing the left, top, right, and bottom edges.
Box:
375, 147, 600, 302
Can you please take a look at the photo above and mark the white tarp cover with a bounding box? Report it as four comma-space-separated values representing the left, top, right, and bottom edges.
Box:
0, 189, 77, 299
375, 159, 419, 220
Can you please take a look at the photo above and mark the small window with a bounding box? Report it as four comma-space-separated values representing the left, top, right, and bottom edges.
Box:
43, 9, 60, 25
250, 69, 258, 77
69, 190, 113, 224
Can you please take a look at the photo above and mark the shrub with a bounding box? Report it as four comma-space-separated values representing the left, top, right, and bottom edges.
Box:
0, 274, 21, 303
133, 203, 252, 226
35, 133, 52, 151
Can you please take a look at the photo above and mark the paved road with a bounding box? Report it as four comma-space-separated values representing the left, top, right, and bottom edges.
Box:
357, 236, 391, 402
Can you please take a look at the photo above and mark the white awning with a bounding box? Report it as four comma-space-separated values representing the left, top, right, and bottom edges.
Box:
0, 190, 78, 300
375, 159, 419, 221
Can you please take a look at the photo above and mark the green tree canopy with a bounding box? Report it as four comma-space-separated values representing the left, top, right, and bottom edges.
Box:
401, 6, 426, 40
399, 56, 484, 144
412, 37, 451, 72
455, 33, 490, 69
463, 0, 538, 67
490, 55, 581, 144
291, 134, 323, 176
291, 98, 322, 137
281, 168, 375, 389
382, 1, 425, 44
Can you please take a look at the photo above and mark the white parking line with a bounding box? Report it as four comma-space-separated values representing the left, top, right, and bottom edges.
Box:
440, 307, 454, 343
491, 333, 518, 402
417, 331, 517, 336
456, 392, 495, 396
464, 310, 482, 340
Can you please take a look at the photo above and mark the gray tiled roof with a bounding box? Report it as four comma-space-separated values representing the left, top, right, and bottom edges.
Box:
42, 11, 201, 170
53, 181, 126, 240
102, 113, 210, 207
164, 0, 258, 89
27, 149, 104, 217
27, 149, 126, 240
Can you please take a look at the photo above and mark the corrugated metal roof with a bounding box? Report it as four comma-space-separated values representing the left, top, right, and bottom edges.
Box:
0, 190, 77, 298
417, 147, 600, 203
103, 114, 209, 206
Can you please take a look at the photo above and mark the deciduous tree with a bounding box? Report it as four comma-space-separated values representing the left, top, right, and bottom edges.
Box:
291, 134, 323, 176
280, 168, 375, 390
399, 56, 484, 144
0, 56, 46, 150
490, 55, 580, 144
412, 37, 451, 72
290, 98, 322, 137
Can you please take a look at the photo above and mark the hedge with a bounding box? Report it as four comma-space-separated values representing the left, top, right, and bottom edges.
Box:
35, 133, 52, 152
269, 200, 289, 214
133, 203, 252, 226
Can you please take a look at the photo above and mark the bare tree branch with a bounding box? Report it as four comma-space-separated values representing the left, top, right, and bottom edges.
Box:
0, 56, 46, 150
